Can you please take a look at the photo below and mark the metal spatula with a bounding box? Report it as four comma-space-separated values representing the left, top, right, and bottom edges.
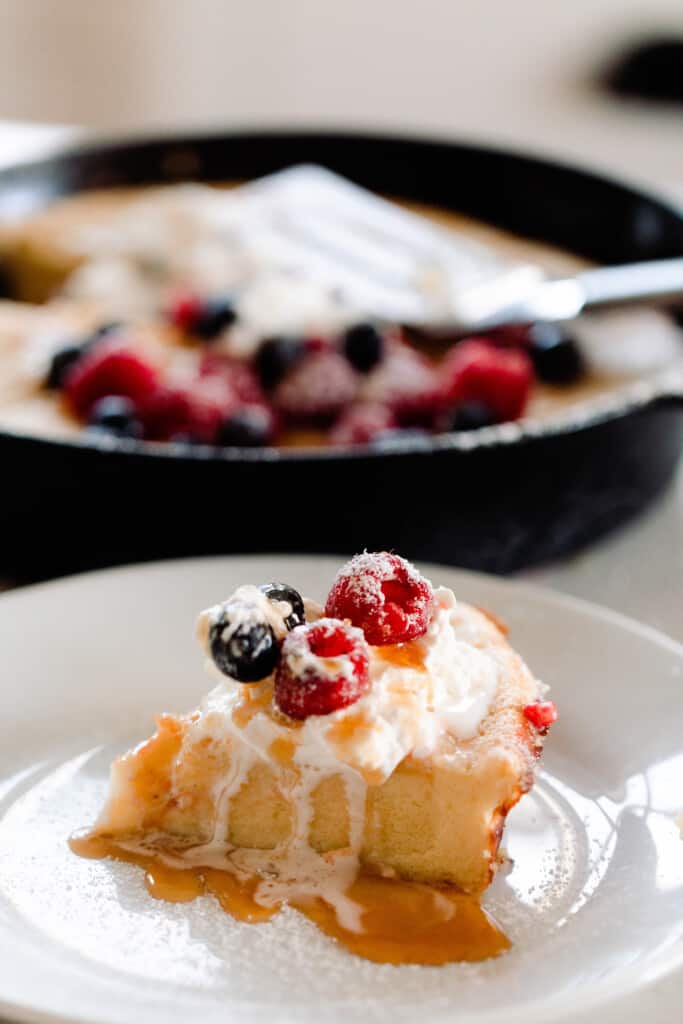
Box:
242, 164, 683, 331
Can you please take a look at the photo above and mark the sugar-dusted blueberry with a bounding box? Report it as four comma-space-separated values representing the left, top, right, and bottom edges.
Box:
260, 583, 305, 631
195, 296, 238, 340
209, 603, 279, 682
216, 404, 275, 447
527, 323, 585, 384
255, 336, 306, 390
87, 395, 144, 439
343, 322, 384, 372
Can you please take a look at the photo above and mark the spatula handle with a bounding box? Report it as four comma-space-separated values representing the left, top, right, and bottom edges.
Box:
578, 257, 683, 309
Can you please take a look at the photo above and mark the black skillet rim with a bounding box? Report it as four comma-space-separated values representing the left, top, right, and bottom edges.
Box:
0, 127, 681, 465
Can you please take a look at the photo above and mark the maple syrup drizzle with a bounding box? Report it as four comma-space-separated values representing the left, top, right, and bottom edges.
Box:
69, 835, 509, 964
375, 640, 427, 671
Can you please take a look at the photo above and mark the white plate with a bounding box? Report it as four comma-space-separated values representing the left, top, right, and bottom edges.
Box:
0, 556, 681, 1024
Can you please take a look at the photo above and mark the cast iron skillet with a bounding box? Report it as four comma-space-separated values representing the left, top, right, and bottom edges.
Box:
0, 130, 682, 579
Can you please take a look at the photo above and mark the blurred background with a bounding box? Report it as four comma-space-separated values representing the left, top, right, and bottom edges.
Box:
0, 0, 682, 190
0, 0, 680, 638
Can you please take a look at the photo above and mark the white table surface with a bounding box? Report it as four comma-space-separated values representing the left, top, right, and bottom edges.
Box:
0, 120, 680, 1023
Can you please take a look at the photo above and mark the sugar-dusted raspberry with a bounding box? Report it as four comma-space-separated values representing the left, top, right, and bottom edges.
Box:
65, 340, 159, 417
330, 402, 396, 446
140, 386, 194, 441
199, 353, 265, 404
325, 552, 434, 646
141, 375, 236, 443
274, 618, 370, 719
359, 343, 441, 425
273, 349, 359, 422
441, 339, 533, 422
523, 701, 558, 731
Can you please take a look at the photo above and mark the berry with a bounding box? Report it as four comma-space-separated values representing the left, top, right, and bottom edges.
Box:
87, 395, 143, 439
44, 322, 123, 390
527, 323, 585, 384
360, 344, 441, 424
167, 290, 203, 333
255, 336, 306, 390
200, 354, 265, 404
325, 552, 434, 646
273, 349, 358, 422
140, 386, 195, 441
441, 399, 499, 432
442, 339, 533, 421
343, 323, 385, 372
259, 583, 305, 631
523, 701, 558, 731
45, 344, 86, 390
194, 296, 238, 340
209, 598, 279, 682
65, 340, 159, 417
141, 376, 235, 443
330, 403, 396, 445
216, 404, 277, 447
274, 619, 370, 719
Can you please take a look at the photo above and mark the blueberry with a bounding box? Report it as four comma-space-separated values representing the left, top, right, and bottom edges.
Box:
195, 297, 238, 340
255, 336, 305, 390
216, 406, 273, 447
44, 322, 125, 389
528, 323, 585, 384
343, 323, 384, 372
209, 603, 279, 682
447, 400, 499, 431
260, 583, 305, 630
87, 396, 143, 439
45, 344, 85, 389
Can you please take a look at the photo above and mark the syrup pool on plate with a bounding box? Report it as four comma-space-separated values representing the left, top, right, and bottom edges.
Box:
69, 834, 509, 965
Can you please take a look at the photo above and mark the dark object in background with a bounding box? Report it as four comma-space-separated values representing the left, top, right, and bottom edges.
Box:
0, 130, 681, 579
605, 36, 683, 103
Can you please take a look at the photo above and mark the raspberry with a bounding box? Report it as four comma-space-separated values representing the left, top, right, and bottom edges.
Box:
330, 403, 396, 446
166, 290, 204, 333
441, 339, 533, 422
65, 340, 158, 417
273, 349, 358, 422
141, 376, 236, 443
325, 552, 434, 646
199, 353, 265, 404
140, 386, 194, 441
523, 701, 558, 731
360, 343, 440, 425
274, 619, 370, 719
